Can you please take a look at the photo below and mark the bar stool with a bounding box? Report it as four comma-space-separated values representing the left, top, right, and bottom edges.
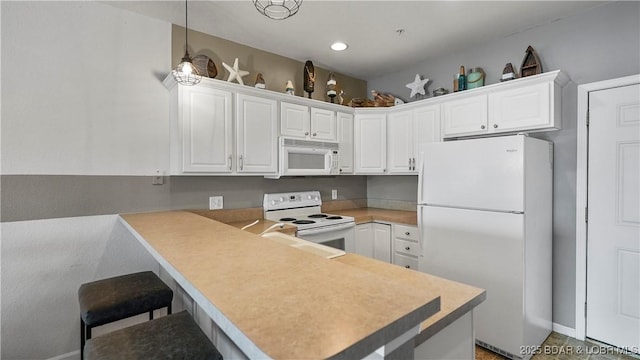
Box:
84, 310, 223, 360
78, 271, 173, 359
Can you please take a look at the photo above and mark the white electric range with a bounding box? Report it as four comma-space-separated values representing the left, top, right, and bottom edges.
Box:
263, 191, 355, 251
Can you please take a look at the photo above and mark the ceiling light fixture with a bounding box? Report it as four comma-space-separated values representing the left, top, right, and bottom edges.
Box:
330, 42, 348, 51
172, 0, 201, 86
253, 0, 302, 20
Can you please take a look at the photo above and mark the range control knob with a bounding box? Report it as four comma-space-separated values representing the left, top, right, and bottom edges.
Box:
279, 197, 285, 202
308, 195, 313, 200
271, 200, 276, 205
314, 196, 319, 201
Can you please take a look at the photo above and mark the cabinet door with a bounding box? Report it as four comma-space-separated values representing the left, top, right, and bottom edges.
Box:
310, 108, 337, 141
354, 112, 387, 174
387, 110, 414, 174
442, 94, 488, 138
489, 82, 551, 132
281, 102, 310, 139
354, 223, 374, 258
181, 86, 233, 173
337, 112, 354, 174
236, 94, 278, 174
373, 223, 391, 263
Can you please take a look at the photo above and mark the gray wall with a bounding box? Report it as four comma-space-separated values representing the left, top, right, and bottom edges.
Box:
366, 1, 640, 329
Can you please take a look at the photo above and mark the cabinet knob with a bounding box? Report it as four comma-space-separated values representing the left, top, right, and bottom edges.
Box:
339, 168, 343, 173
481, 125, 486, 130
405, 265, 411, 269
405, 246, 411, 251
383, 169, 387, 173
493, 124, 498, 129
312, 132, 317, 136
305, 132, 309, 135
405, 232, 410, 236
228, 155, 232, 170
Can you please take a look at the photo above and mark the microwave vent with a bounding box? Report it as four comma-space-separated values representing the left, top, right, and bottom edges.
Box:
283, 138, 339, 150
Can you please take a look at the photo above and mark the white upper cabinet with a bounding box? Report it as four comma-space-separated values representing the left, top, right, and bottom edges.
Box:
388, 104, 441, 174
280, 102, 310, 138
442, 94, 489, 138
337, 112, 354, 174
489, 82, 550, 131
280, 102, 337, 141
442, 70, 568, 138
168, 82, 233, 175
310, 108, 337, 141
354, 111, 387, 174
236, 93, 278, 174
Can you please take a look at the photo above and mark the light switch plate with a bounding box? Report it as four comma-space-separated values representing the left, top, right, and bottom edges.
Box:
209, 196, 223, 210
331, 189, 337, 200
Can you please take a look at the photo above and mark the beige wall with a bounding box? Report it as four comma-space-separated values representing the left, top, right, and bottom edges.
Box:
172, 25, 367, 104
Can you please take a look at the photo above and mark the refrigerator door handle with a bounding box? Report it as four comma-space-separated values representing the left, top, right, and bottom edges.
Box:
417, 151, 425, 203
418, 205, 424, 255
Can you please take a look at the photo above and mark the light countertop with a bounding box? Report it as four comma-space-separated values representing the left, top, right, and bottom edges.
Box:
120, 210, 445, 359
329, 207, 417, 226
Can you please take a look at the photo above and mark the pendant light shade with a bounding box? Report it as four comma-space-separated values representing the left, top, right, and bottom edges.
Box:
253, 0, 302, 20
172, 0, 201, 86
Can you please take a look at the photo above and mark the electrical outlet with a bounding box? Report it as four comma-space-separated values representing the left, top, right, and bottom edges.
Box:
209, 196, 223, 210
152, 170, 163, 185
331, 189, 337, 200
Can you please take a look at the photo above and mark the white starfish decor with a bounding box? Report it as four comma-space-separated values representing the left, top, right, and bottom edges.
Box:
406, 74, 429, 98
223, 58, 249, 85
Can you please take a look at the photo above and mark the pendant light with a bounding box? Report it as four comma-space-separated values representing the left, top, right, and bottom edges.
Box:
172, 0, 201, 86
253, 0, 302, 20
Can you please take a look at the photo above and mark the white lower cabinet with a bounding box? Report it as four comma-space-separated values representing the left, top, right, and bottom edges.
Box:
354, 223, 391, 263
392, 224, 419, 270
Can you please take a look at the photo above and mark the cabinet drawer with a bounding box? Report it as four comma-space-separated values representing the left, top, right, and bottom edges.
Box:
394, 252, 418, 270
394, 238, 420, 257
393, 224, 418, 241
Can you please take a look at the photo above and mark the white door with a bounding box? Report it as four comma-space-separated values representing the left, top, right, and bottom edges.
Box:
372, 223, 391, 263
310, 108, 336, 141
419, 135, 525, 212
354, 223, 373, 258
181, 87, 233, 173
281, 102, 310, 139
387, 110, 413, 174
236, 94, 278, 174
442, 94, 488, 137
587, 83, 640, 350
354, 112, 387, 174
337, 112, 354, 174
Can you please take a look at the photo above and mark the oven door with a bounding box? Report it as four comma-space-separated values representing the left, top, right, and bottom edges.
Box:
296, 222, 355, 252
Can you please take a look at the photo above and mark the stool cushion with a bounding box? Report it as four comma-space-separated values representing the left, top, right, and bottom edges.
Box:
84, 311, 223, 360
79, 271, 173, 327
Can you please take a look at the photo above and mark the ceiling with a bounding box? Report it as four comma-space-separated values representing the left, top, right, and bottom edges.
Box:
104, 1, 607, 80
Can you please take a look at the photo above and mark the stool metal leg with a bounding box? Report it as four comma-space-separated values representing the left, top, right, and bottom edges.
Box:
80, 318, 85, 360
149, 310, 154, 321
168, 303, 172, 315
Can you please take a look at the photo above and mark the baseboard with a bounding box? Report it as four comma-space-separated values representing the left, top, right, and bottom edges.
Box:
552, 322, 577, 338
46, 350, 79, 360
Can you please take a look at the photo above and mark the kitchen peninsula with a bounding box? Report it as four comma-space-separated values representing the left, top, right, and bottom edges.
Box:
120, 211, 485, 359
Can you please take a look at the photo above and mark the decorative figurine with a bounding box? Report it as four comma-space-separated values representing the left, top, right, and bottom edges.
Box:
338, 89, 345, 105
371, 91, 396, 107
467, 67, 485, 89
520, 45, 542, 77
192, 55, 217, 78
405, 73, 429, 98
285, 80, 295, 95
254, 73, 266, 89
501, 63, 517, 81
303, 60, 315, 99
222, 58, 249, 85
326, 72, 337, 103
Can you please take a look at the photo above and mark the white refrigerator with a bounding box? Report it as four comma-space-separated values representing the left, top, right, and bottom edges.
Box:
417, 134, 553, 359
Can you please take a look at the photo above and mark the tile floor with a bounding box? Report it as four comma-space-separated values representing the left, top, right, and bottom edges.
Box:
476, 332, 640, 360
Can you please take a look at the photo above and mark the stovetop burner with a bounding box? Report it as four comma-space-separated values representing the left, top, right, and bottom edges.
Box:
292, 220, 316, 225
326, 216, 343, 220
308, 214, 328, 219
279, 217, 297, 222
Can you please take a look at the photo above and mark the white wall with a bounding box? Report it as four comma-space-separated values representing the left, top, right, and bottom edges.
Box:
1, 2, 172, 358
366, 1, 640, 330
1, 1, 171, 176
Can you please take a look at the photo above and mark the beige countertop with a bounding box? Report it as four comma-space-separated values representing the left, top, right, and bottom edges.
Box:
120, 211, 444, 359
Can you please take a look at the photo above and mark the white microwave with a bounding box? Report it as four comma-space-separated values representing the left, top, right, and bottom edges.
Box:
277, 137, 340, 177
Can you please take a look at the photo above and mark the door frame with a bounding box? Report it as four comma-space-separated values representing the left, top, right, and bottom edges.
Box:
575, 74, 640, 341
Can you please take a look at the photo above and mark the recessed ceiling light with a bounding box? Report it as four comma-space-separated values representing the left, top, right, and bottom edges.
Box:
331, 42, 348, 51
